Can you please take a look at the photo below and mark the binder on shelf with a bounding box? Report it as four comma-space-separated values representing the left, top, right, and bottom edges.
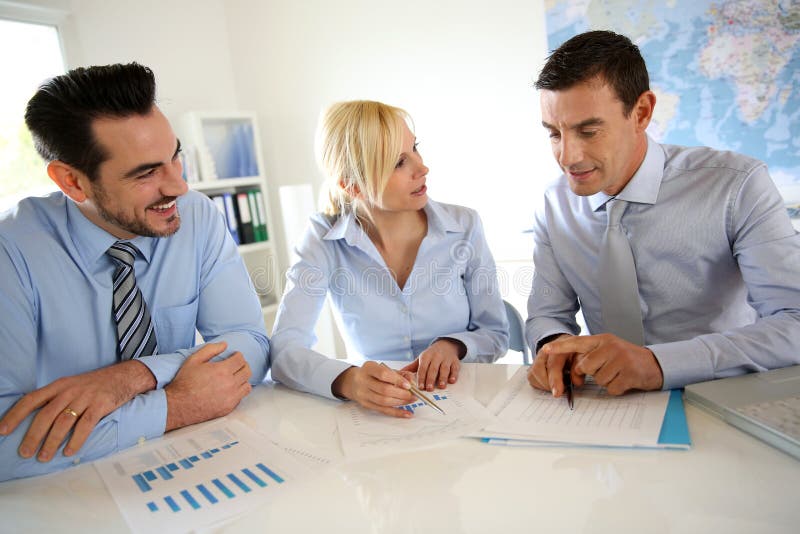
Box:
247, 190, 265, 242
255, 190, 269, 241
222, 193, 240, 245
235, 192, 255, 244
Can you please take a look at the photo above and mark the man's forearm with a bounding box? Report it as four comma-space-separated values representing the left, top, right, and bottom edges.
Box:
117, 359, 158, 397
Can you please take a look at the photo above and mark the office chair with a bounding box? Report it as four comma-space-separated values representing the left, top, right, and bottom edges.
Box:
503, 300, 531, 364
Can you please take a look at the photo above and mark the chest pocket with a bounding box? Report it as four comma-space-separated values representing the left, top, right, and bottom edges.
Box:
152, 299, 199, 354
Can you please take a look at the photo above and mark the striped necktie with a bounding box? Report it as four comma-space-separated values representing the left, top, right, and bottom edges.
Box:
598, 199, 645, 345
107, 241, 158, 360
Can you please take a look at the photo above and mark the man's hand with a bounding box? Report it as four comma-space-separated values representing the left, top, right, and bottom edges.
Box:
533, 333, 664, 396
332, 361, 417, 418
527, 334, 576, 397
164, 342, 253, 431
401, 339, 465, 391
0, 360, 156, 462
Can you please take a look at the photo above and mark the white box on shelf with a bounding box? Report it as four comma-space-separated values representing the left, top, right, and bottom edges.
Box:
179, 111, 265, 182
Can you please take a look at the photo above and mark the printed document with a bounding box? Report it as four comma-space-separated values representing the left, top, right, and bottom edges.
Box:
336, 390, 491, 458
477, 367, 670, 447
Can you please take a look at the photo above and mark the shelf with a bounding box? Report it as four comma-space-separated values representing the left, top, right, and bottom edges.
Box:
190, 177, 262, 192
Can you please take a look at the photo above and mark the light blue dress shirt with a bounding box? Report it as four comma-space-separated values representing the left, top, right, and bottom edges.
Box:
0, 190, 270, 481
527, 136, 800, 389
271, 200, 509, 399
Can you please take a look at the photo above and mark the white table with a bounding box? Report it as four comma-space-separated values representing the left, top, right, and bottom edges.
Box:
1, 364, 798, 533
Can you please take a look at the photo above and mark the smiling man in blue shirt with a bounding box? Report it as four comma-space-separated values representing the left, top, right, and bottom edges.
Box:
0, 63, 269, 482
526, 31, 800, 398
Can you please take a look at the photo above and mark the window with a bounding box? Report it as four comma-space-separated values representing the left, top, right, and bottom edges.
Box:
0, 18, 65, 212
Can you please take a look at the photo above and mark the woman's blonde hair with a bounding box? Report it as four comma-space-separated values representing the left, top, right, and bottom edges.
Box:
316, 100, 411, 221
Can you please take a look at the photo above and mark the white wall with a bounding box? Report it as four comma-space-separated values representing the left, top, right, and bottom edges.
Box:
6, 0, 241, 121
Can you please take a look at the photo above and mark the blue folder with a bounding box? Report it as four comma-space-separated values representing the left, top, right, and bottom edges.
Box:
656, 389, 692, 449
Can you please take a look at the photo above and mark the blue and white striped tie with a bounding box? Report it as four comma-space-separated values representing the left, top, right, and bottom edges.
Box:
107, 241, 158, 360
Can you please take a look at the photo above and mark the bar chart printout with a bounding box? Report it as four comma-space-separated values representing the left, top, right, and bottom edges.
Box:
95, 419, 308, 534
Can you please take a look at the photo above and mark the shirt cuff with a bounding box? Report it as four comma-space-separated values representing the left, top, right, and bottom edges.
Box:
648, 338, 715, 390
534, 332, 573, 355
527, 317, 579, 354
137, 352, 185, 389
312, 358, 356, 401
428, 338, 478, 362
428, 332, 494, 363
115, 389, 168, 450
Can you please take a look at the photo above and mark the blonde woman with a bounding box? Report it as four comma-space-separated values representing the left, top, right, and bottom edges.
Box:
271, 100, 508, 418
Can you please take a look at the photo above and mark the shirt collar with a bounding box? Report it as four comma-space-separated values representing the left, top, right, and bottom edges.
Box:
66, 199, 156, 265
323, 210, 360, 245
589, 134, 665, 212
423, 199, 464, 236
322, 199, 465, 244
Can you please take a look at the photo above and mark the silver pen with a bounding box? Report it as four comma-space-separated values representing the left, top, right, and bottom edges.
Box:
380, 362, 447, 415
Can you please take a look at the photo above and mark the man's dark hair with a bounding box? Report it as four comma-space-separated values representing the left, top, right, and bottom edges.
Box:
535, 30, 649, 117
24, 62, 156, 181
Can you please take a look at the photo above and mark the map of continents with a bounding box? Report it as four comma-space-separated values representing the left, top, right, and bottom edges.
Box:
545, 0, 800, 204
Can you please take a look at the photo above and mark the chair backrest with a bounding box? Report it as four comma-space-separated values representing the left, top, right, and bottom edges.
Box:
503, 300, 530, 364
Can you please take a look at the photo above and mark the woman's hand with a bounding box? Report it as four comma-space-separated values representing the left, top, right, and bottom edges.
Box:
401, 339, 465, 391
331, 361, 417, 418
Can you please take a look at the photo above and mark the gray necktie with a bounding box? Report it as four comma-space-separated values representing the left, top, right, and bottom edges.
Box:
107, 242, 158, 360
598, 199, 645, 345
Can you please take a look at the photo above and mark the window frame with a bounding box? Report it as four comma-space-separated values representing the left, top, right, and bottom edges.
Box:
0, 1, 69, 67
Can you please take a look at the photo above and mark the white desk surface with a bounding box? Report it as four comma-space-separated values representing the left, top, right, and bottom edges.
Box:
1, 363, 798, 533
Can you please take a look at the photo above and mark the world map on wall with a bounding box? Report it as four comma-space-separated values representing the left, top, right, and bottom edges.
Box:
545, 0, 800, 203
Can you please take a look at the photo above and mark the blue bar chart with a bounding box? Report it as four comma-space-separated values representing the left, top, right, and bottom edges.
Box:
400, 394, 448, 414
95, 420, 308, 534
129, 440, 242, 493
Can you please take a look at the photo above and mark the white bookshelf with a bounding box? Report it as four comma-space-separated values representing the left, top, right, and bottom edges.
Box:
179, 111, 282, 333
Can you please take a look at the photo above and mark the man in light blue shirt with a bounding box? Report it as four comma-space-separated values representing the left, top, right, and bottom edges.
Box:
0, 63, 269, 481
526, 31, 800, 397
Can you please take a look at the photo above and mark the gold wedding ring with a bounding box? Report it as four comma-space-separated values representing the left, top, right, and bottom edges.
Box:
63, 407, 79, 418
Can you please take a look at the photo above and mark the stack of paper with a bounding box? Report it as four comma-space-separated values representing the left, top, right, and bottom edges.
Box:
475, 367, 691, 449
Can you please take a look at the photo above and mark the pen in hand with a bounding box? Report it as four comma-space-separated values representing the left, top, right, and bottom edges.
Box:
379, 363, 447, 415
563, 366, 574, 411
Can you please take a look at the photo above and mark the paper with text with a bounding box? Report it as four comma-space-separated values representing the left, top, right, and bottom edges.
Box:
337, 391, 491, 458
478, 367, 670, 447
